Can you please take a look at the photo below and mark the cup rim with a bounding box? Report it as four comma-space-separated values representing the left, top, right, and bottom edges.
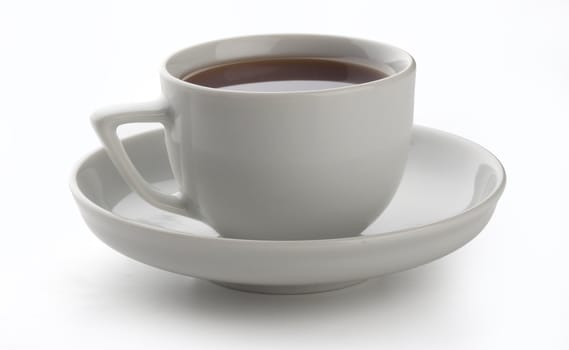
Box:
160, 33, 416, 95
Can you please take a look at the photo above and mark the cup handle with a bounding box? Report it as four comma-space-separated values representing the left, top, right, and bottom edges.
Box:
91, 99, 198, 218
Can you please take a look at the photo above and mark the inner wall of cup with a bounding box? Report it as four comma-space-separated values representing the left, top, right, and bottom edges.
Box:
165, 35, 413, 82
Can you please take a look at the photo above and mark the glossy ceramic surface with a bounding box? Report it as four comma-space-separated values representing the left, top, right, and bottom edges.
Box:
91, 34, 416, 240
71, 126, 505, 294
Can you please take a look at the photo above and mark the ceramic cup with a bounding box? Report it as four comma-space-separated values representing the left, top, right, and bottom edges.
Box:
91, 34, 416, 240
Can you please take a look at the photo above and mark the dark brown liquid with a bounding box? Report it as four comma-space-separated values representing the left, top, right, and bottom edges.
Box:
182, 58, 388, 92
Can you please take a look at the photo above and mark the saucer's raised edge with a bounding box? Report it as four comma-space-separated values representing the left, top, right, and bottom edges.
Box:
69, 125, 506, 245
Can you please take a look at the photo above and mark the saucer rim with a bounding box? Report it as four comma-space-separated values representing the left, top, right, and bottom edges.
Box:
70, 125, 506, 245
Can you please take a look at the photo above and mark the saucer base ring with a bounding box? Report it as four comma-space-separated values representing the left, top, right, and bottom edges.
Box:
211, 279, 367, 295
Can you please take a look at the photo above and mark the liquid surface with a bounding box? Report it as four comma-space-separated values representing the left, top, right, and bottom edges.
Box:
182, 58, 388, 92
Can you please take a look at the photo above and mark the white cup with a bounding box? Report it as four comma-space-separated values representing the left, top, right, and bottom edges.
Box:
92, 34, 416, 240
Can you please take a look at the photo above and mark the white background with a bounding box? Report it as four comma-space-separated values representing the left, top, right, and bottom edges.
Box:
1, 0, 568, 348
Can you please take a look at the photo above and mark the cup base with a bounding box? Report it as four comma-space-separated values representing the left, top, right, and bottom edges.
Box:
211, 279, 367, 295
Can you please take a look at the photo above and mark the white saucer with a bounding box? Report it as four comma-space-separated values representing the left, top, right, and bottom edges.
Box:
71, 126, 505, 294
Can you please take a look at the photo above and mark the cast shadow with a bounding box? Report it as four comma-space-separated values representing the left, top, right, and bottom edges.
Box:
98, 257, 455, 326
